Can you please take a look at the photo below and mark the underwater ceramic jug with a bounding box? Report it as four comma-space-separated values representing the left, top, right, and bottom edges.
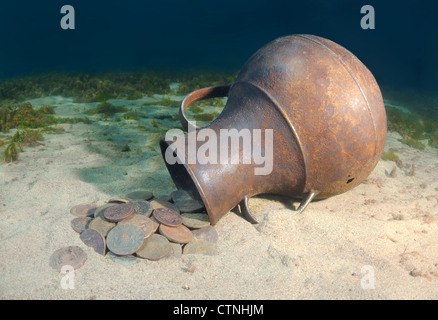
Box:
160, 34, 387, 225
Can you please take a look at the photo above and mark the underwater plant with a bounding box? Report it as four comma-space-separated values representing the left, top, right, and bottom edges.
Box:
176, 72, 237, 95
123, 111, 140, 121
0, 72, 174, 103
385, 104, 438, 150
3, 141, 20, 162
381, 150, 399, 162
143, 97, 181, 108
193, 112, 220, 122
87, 101, 127, 117
399, 138, 426, 151
0, 102, 59, 132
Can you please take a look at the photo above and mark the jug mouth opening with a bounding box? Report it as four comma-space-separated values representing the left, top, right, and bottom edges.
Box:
159, 139, 211, 219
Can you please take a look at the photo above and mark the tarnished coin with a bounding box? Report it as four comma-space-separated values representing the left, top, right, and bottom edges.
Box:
153, 207, 182, 227
126, 190, 153, 201
106, 224, 145, 255
70, 203, 97, 217
94, 203, 117, 218
159, 224, 193, 244
88, 216, 116, 237
154, 194, 173, 202
108, 198, 129, 203
183, 239, 218, 255
108, 252, 141, 266
80, 229, 106, 256
191, 226, 218, 244
49, 246, 87, 271
176, 199, 204, 213
136, 234, 171, 261
149, 199, 180, 213
119, 215, 155, 239
104, 203, 135, 222
181, 213, 210, 229
169, 243, 183, 258
70, 217, 91, 233
171, 190, 193, 203
127, 199, 152, 217
149, 216, 160, 233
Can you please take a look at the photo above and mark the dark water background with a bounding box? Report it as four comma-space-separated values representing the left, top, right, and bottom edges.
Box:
0, 0, 437, 94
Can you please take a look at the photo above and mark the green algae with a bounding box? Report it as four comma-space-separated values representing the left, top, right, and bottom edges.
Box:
176, 72, 237, 95
0, 102, 58, 132
381, 150, 399, 162
399, 138, 426, 151
0, 102, 92, 162
123, 111, 140, 121
87, 101, 127, 117
143, 97, 181, 108
385, 105, 438, 150
0, 73, 173, 103
193, 112, 220, 122
2, 129, 44, 162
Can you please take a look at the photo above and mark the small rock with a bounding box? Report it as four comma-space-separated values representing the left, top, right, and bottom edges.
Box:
389, 166, 397, 178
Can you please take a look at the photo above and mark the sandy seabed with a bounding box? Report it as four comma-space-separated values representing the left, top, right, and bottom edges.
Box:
0, 96, 437, 300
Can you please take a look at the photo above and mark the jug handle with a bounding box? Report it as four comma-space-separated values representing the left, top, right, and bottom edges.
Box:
180, 85, 231, 131
238, 195, 259, 224
238, 190, 319, 224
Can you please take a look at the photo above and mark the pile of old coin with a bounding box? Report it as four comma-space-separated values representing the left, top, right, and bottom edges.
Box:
53, 189, 218, 268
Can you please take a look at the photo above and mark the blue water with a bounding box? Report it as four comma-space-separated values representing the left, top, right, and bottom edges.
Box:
0, 0, 437, 93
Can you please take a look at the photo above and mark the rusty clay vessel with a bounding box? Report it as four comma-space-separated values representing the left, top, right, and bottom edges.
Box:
160, 34, 387, 226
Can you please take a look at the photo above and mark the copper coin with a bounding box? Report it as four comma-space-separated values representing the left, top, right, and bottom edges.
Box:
104, 203, 134, 222
70, 203, 97, 217
70, 217, 91, 233
171, 190, 193, 203
136, 234, 171, 261
159, 224, 193, 244
94, 203, 117, 218
154, 194, 173, 202
49, 246, 87, 271
80, 229, 106, 256
149, 216, 160, 233
108, 198, 129, 203
119, 215, 155, 239
106, 224, 145, 255
149, 199, 180, 213
183, 239, 218, 255
88, 216, 116, 237
127, 200, 152, 217
181, 213, 210, 229
176, 199, 204, 213
169, 243, 183, 258
125, 190, 153, 201
108, 252, 141, 266
191, 226, 218, 244
153, 207, 183, 227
